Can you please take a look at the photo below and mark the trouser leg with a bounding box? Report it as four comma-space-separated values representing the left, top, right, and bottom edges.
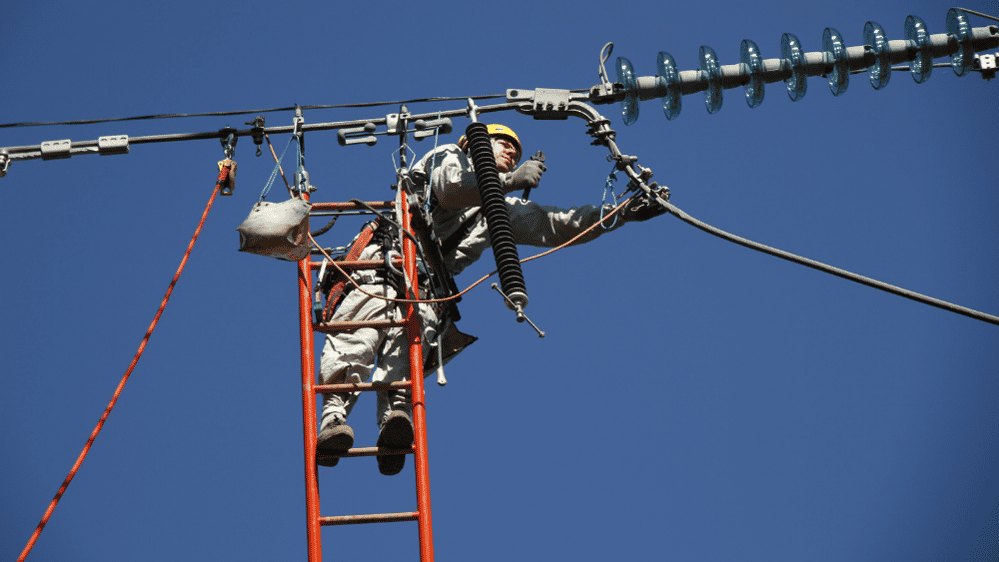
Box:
318, 285, 397, 431
373, 301, 440, 426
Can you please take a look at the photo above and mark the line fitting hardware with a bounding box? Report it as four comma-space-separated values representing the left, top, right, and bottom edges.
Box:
217, 128, 238, 196
246, 116, 265, 156
337, 115, 452, 147
491, 283, 545, 338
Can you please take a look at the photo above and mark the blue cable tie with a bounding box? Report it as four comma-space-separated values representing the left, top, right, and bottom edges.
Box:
600, 164, 619, 230
259, 135, 294, 201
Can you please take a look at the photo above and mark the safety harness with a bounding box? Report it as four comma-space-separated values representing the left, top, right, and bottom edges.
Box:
316, 219, 389, 323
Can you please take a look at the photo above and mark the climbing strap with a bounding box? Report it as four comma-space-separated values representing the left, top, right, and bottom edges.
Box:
317, 220, 381, 322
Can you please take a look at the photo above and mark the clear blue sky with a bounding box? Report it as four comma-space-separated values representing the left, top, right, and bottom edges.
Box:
2, 1, 997, 561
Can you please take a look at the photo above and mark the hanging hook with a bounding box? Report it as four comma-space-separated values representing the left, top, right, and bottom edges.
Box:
216, 127, 238, 196
246, 116, 265, 157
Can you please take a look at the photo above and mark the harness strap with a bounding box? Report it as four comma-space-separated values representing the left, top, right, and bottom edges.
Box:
320, 220, 380, 321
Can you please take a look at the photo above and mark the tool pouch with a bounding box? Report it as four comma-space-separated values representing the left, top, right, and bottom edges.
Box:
423, 320, 477, 374
236, 197, 311, 261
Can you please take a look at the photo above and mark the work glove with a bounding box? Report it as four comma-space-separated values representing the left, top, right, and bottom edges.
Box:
501, 159, 546, 193
620, 188, 668, 222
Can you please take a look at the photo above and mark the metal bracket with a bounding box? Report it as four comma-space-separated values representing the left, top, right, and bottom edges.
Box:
0, 151, 9, 178
338, 122, 378, 146
975, 51, 998, 79
412, 117, 453, 140
386, 111, 409, 135
506, 88, 590, 120
337, 116, 453, 146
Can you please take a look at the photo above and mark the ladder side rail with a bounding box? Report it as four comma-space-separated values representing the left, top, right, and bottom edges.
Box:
402, 189, 435, 562
298, 189, 323, 562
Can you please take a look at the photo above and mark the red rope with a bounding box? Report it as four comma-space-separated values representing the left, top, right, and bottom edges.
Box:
17, 171, 226, 562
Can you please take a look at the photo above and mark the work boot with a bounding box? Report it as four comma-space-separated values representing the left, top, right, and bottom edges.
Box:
376, 410, 413, 476
316, 421, 354, 467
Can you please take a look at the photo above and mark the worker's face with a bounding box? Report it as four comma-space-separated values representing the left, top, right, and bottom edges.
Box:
491, 137, 519, 173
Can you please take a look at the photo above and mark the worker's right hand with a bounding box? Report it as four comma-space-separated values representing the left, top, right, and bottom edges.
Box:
502, 159, 546, 193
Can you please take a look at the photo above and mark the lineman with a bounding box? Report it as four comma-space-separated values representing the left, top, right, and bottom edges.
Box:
316, 124, 666, 475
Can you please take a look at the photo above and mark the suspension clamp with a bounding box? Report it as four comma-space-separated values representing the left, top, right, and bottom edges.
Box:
246, 116, 265, 156
293, 107, 304, 138
0, 151, 9, 178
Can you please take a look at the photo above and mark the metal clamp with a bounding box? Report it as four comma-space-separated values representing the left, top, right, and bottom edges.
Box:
40, 139, 72, 160
293, 107, 304, 138
246, 116, 265, 156
467, 98, 480, 123
219, 127, 238, 159
98, 135, 129, 156
975, 51, 998, 79
0, 151, 10, 178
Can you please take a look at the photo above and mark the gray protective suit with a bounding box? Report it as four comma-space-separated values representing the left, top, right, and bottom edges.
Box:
318, 143, 627, 433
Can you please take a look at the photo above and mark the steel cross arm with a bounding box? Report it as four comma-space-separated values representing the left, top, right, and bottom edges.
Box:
0, 103, 524, 168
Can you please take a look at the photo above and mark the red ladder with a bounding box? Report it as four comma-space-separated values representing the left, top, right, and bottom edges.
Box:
296, 194, 435, 562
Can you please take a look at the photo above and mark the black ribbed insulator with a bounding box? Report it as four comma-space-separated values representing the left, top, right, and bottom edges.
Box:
464, 122, 528, 309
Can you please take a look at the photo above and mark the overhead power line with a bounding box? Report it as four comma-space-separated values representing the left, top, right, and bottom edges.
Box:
1, 92, 592, 129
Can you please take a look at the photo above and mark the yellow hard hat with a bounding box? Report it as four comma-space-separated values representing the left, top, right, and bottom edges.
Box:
458, 124, 522, 164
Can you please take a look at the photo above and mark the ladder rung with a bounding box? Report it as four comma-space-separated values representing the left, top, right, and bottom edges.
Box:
320, 511, 419, 526
309, 258, 402, 271
315, 381, 411, 394
314, 319, 405, 332
317, 445, 414, 463
310, 201, 393, 212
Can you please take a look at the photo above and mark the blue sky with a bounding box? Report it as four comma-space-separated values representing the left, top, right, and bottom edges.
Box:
2, 1, 998, 561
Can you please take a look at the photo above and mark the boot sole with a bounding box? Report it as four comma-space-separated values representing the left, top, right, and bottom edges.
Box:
317, 425, 354, 467
376, 414, 413, 476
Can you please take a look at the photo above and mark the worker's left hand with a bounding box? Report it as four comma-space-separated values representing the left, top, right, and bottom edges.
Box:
502, 159, 546, 193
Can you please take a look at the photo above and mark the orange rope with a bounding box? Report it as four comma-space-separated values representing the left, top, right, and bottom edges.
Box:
18, 174, 225, 562
309, 194, 634, 308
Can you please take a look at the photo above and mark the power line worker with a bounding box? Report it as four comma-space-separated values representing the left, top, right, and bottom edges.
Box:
316, 124, 666, 475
